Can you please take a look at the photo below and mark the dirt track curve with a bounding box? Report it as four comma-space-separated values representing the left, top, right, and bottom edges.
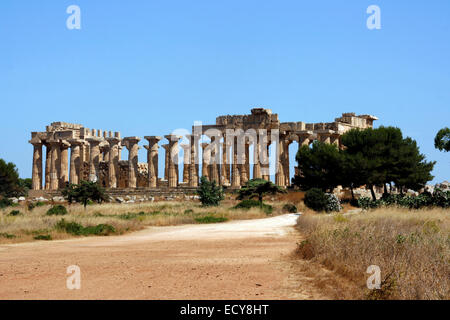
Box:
0, 214, 328, 300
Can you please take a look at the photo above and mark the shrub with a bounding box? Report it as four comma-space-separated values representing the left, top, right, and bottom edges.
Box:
46, 205, 68, 216
324, 193, 342, 212
304, 188, 328, 212
234, 199, 273, 214
282, 203, 298, 213
56, 219, 116, 236
34, 234, 52, 241
234, 199, 261, 209
433, 189, 450, 208
8, 210, 21, 216
195, 216, 228, 224
0, 198, 13, 209
197, 176, 224, 206
358, 190, 450, 210
184, 209, 194, 214
27, 202, 36, 211
0, 232, 16, 239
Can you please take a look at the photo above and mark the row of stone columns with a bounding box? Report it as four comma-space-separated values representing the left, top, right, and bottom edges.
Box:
30, 129, 340, 190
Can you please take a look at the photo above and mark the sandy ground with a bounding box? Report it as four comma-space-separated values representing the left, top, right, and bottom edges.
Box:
0, 214, 329, 300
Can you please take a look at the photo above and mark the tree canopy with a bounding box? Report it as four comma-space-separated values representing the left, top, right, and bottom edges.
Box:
238, 178, 286, 203
293, 127, 435, 200
291, 141, 343, 192
0, 158, 28, 197
62, 181, 108, 208
434, 127, 450, 152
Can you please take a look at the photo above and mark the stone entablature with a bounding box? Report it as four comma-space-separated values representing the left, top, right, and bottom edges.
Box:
29, 109, 377, 191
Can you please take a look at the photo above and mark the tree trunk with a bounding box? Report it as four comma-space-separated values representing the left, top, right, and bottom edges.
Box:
383, 183, 388, 198
350, 186, 355, 200
369, 185, 377, 201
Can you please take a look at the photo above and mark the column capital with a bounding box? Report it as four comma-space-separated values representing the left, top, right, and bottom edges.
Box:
164, 134, 182, 144
68, 138, 84, 146
106, 137, 121, 145
29, 136, 42, 146
144, 136, 162, 143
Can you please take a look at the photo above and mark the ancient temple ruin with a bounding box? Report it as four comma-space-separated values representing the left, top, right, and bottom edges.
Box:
29, 109, 377, 194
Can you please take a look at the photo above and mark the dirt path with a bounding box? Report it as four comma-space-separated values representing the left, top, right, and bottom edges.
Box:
0, 214, 328, 300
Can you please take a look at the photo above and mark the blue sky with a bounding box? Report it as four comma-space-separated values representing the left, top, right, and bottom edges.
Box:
0, 0, 449, 183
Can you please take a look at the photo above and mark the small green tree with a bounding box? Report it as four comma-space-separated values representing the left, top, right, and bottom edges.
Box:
0, 159, 21, 197
62, 181, 107, 209
292, 141, 343, 192
237, 179, 286, 203
197, 176, 224, 206
435, 127, 450, 152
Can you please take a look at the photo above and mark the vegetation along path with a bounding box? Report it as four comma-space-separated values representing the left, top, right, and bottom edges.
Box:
0, 213, 330, 299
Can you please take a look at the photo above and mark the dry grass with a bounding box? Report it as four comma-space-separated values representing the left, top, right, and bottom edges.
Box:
0, 199, 289, 244
296, 207, 450, 300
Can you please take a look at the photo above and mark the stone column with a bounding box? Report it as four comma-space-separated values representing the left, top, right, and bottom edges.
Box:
181, 144, 190, 184
44, 143, 51, 190
123, 137, 141, 188
317, 130, 332, 144
59, 141, 70, 188
201, 143, 210, 181
260, 135, 270, 181
284, 139, 292, 187
245, 143, 250, 181
220, 140, 230, 186
253, 134, 262, 179
86, 137, 102, 183
144, 136, 162, 188
165, 135, 181, 188
297, 132, 312, 148
161, 144, 169, 180
30, 139, 43, 190
330, 133, 340, 147
68, 139, 83, 185
106, 137, 121, 188
188, 134, 199, 187
240, 137, 248, 186
209, 136, 220, 184
102, 144, 110, 162
231, 137, 241, 188
275, 136, 286, 187
48, 140, 60, 190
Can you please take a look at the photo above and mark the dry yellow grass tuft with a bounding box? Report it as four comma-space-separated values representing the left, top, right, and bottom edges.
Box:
296, 207, 450, 300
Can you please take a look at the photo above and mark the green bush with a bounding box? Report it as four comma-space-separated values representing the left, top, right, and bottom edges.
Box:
234, 199, 273, 215
46, 205, 68, 216
0, 232, 16, 239
304, 188, 328, 212
27, 202, 36, 211
195, 216, 228, 224
197, 176, 224, 206
56, 219, 116, 236
34, 234, 52, 241
282, 203, 298, 213
8, 210, 21, 216
0, 198, 13, 209
234, 199, 261, 209
184, 209, 194, 214
357, 190, 450, 210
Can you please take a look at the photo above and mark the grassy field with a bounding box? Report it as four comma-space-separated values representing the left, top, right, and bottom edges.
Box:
296, 207, 450, 300
0, 199, 290, 244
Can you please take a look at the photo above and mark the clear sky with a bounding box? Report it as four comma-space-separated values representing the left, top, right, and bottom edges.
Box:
0, 0, 449, 183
